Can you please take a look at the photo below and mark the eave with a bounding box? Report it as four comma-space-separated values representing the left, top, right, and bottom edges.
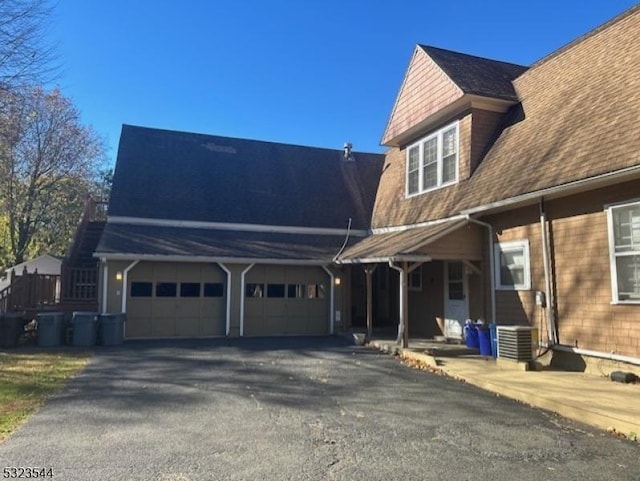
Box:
382, 94, 518, 148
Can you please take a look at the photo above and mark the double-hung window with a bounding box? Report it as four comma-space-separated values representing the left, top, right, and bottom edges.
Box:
406, 121, 459, 196
607, 201, 640, 303
494, 240, 531, 290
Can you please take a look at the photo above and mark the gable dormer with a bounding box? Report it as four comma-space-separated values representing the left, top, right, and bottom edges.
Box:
381, 45, 527, 195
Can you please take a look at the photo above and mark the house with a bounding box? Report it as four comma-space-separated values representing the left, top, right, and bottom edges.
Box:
95, 126, 383, 338
337, 5, 640, 367
0, 254, 62, 291
93, 5, 639, 369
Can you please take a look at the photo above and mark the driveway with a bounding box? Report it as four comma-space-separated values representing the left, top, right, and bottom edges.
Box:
1, 337, 637, 480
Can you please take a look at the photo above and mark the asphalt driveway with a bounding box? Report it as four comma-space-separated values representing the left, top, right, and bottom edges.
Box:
1, 337, 637, 480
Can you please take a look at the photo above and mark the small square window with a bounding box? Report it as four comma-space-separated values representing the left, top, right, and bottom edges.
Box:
307, 284, 326, 299
180, 282, 201, 297
494, 241, 531, 290
156, 282, 177, 297
246, 283, 264, 298
204, 282, 224, 297
131, 281, 152, 297
267, 284, 285, 298
287, 284, 306, 298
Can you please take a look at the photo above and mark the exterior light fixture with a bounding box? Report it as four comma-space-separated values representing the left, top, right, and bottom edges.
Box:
334, 277, 341, 286
116, 271, 123, 281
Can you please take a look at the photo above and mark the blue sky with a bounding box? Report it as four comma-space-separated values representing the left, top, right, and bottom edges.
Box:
50, 1, 637, 164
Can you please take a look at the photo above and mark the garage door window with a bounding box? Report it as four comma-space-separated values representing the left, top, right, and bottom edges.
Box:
307, 284, 326, 299
131, 281, 152, 297
180, 282, 201, 297
156, 282, 177, 297
204, 282, 224, 297
267, 284, 285, 298
246, 283, 264, 298
287, 284, 306, 298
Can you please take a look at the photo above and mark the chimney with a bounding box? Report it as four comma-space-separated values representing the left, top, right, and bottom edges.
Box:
343, 142, 355, 162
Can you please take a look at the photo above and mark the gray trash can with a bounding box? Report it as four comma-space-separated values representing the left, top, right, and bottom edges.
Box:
0, 312, 26, 348
72, 311, 99, 347
99, 313, 125, 346
37, 312, 66, 347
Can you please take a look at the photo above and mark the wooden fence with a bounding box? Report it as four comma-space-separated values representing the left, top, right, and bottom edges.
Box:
0, 266, 98, 314
0, 269, 60, 313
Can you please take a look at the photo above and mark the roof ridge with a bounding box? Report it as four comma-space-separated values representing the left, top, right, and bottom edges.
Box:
121, 124, 384, 156
418, 44, 527, 70
524, 4, 640, 74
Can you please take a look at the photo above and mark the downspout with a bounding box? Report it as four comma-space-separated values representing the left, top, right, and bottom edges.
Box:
539, 199, 558, 345
552, 344, 640, 366
388, 261, 406, 346
239, 264, 254, 337
101, 260, 108, 314
465, 217, 496, 324
322, 266, 336, 335
120, 260, 140, 314
217, 263, 232, 336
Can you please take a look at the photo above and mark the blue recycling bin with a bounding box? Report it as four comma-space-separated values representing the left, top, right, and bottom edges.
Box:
464, 323, 479, 349
477, 326, 492, 356
489, 322, 497, 358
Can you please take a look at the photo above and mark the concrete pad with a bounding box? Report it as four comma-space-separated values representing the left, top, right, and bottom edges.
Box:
369, 338, 640, 441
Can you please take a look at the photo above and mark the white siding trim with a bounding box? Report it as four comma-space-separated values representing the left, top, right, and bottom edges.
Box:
371, 214, 468, 234
121, 260, 140, 314
404, 120, 459, 198
239, 264, 255, 337
217, 263, 232, 336
606, 201, 640, 304
95, 253, 331, 265
107, 216, 368, 237
101, 263, 108, 314
462, 165, 640, 216
493, 240, 531, 291
321, 266, 335, 335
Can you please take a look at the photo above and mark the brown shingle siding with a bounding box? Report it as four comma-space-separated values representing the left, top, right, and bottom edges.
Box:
462, 7, 640, 210
469, 109, 505, 177
382, 48, 463, 145
484, 180, 640, 358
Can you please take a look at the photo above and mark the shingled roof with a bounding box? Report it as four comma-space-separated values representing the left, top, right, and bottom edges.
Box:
372, 5, 640, 233
461, 5, 640, 210
109, 125, 384, 231
419, 45, 527, 102
381, 45, 526, 146
96, 224, 352, 263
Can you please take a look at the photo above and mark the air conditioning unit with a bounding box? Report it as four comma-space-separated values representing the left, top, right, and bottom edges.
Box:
496, 326, 538, 362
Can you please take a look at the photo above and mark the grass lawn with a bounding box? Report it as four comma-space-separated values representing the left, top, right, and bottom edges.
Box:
0, 351, 90, 442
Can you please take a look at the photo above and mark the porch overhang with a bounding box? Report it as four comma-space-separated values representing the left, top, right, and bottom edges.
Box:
335, 218, 477, 264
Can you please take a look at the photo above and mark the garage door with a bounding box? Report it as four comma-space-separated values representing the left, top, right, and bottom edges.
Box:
126, 262, 227, 338
244, 265, 329, 336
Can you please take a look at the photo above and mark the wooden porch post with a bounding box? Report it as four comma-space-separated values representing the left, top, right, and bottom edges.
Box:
390, 262, 410, 348
364, 265, 377, 339
401, 262, 409, 348
391, 262, 422, 349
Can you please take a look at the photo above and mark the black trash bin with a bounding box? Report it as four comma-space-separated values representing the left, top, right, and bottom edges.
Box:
72, 311, 99, 347
99, 313, 125, 346
37, 312, 66, 347
0, 312, 26, 348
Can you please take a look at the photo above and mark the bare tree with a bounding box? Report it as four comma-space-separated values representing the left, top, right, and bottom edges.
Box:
0, 87, 106, 266
0, 0, 57, 88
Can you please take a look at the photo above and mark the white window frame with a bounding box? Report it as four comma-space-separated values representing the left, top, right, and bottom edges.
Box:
494, 240, 531, 291
405, 121, 459, 197
606, 200, 640, 304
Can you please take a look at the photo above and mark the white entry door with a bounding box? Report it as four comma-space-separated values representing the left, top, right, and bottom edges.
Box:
444, 261, 469, 340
